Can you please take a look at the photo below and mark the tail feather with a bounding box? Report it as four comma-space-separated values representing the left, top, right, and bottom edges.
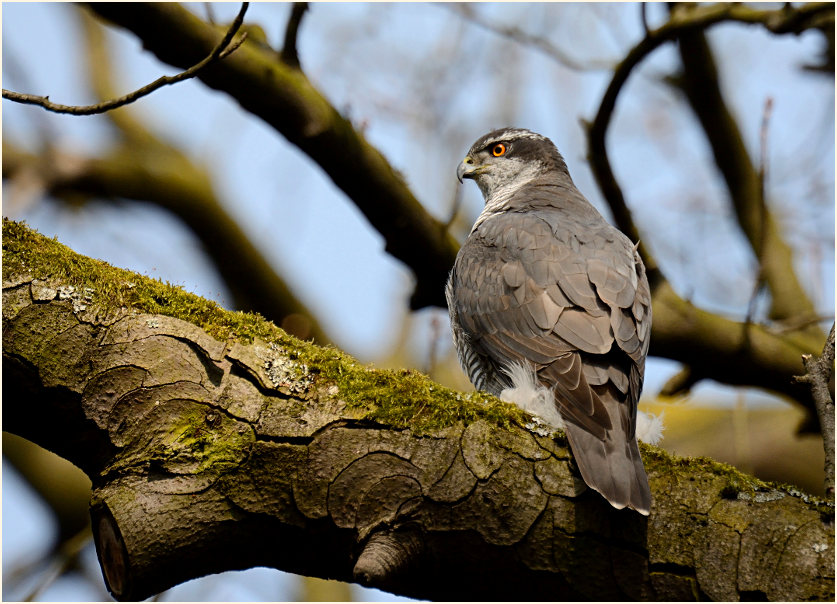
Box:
564, 421, 651, 514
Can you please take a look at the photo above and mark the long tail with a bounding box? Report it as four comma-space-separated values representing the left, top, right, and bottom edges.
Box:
563, 397, 651, 515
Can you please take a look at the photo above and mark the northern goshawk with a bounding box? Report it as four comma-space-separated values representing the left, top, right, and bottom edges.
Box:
446, 128, 653, 514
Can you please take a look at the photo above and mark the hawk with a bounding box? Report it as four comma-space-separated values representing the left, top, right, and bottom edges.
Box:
446, 128, 653, 514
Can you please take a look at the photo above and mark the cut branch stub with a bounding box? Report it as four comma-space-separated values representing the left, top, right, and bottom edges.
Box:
353, 527, 425, 589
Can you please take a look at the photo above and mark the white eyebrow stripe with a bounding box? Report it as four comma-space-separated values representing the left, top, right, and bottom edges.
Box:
471, 129, 549, 153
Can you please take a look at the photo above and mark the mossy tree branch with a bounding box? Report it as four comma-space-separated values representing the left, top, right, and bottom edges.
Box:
3, 219, 834, 602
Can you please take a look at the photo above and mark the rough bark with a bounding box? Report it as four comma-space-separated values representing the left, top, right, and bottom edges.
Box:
3, 220, 833, 601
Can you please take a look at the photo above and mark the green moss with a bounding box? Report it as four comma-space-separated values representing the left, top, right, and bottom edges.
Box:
333, 366, 527, 433
157, 408, 251, 474
3, 218, 280, 343
639, 442, 833, 510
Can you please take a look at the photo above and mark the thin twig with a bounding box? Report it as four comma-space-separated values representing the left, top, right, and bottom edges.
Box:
281, 2, 309, 68
641, 2, 650, 36
769, 313, 835, 335
444, 182, 464, 230
2, 2, 250, 116
204, 2, 216, 26
795, 323, 835, 499
444, 3, 613, 72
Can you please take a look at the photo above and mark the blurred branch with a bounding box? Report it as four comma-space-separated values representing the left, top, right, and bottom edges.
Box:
2, 434, 91, 548
280, 2, 308, 68
640, 3, 650, 36
744, 97, 774, 325
446, 3, 613, 72
21, 528, 92, 602
796, 323, 835, 499
585, 2, 831, 414
87, 2, 459, 310
658, 366, 698, 398
1, 3, 249, 116
651, 282, 824, 417
674, 29, 818, 326
2, 140, 328, 344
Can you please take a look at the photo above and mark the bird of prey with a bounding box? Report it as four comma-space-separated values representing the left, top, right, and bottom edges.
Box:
446, 128, 652, 514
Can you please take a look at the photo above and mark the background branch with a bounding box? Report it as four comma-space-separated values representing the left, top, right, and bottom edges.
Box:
280, 2, 308, 68
1, 3, 249, 116
87, 1, 460, 310
2, 140, 328, 344
673, 27, 818, 326
585, 2, 831, 413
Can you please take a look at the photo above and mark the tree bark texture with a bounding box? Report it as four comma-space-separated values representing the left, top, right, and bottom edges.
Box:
3, 220, 834, 601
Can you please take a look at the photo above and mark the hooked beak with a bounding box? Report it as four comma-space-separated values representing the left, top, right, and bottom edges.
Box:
457, 156, 478, 183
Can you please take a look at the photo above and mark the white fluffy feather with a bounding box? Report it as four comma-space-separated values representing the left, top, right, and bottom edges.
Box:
499, 362, 564, 429
635, 410, 664, 445
499, 361, 665, 445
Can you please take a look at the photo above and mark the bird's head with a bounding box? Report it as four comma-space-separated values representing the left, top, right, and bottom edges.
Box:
457, 128, 570, 200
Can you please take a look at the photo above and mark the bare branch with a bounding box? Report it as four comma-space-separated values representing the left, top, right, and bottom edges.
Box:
280, 2, 309, 68
796, 324, 835, 499
675, 29, 820, 327
1, 2, 249, 116
640, 2, 650, 36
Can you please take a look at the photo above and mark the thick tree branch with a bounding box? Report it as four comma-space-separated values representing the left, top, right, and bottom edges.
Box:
651, 282, 824, 413
1, 3, 249, 116
3, 220, 833, 602
86, 1, 459, 310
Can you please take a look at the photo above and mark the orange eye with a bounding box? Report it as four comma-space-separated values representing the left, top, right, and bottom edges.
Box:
491, 143, 506, 157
